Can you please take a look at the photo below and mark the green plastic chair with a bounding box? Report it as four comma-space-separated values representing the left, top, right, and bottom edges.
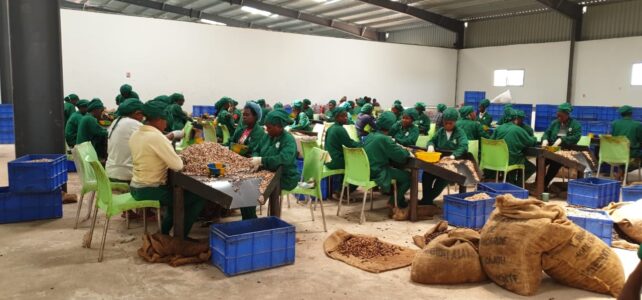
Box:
598, 135, 631, 184
416, 135, 430, 148
203, 121, 217, 143
577, 135, 591, 147
85, 160, 161, 262
337, 146, 397, 224
300, 139, 320, 161
220, 125, 231, 145
281, 148, 328, 231
343, 124, 359, 142
427, 123, 437, 141
468, 140, 479, 163
175, 122, 194, 152
480, 138, 526, 187
534, 132, 544, 143
72, 142, 129, 229
321, 122, 334, 146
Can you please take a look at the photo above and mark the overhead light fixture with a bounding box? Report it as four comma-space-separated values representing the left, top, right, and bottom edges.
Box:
582, 6, 588, 14
385, 33, 390, 39
200, 19, 227, 26
241, 6, 274, 17
324, 0, 341, 4
464, 22, 468, 28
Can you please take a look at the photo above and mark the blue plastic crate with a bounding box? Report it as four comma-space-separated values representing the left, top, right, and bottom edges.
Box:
598, 107, 618, 122
0, 104, 12, 118
0, 187, 63, 224
464, 91, 486, 103
192, 105, 216, 117
8, 154, 67, 193
535, 104, 557, 125
66, 159, 77, 173
568, 177, 621, 208
512, 104, 534, 125
587, 121, 610, 135
0, 136, 14, 144
632, 108, 642, 122
478, 182, 529, 199
566, 208, 613, 246
210, 217, 295, 276
0, 121, 14, 131
622, 185, 642, 202
574, 106, 599, 121
443, 191, 499, 228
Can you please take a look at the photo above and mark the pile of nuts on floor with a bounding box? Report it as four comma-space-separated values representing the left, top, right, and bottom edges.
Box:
337, 236, 402, 260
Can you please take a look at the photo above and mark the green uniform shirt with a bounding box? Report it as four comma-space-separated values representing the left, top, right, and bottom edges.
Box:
542, 118, 582, 146
428, 127, 469, 158
519, 123, 535, 137
478, 112, 492, 127
76, 114, 108, 146
415, 113, 431, 135
259, 107, 272, 126
115, 91, 139, 106
390, 122, 419, 147
492, 122, 536, 165
232, 108, 242, 125
229, 123, 266, 157
64, 102, 76, 125
324, 108, 336, 123
611, 117, 642, 157
456, 118, 489, 141
291, 112, 311, 131
217, 109, 236, 135
324, 123, 361, 170
166, 104, 189, 131
304, 108, 314, 121
363, 132, 410, 191
65, 111, 86, 147
257, 131, 300, 191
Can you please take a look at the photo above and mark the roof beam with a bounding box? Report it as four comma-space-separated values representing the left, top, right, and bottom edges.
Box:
223, 0, 384, 41
534, 0, 582, 40
353, 0, 464, 48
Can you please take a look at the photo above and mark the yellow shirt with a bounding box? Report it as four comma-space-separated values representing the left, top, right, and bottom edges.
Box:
129, 125, 183, 187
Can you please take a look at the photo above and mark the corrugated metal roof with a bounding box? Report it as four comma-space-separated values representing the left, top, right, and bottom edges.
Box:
582, 0, 642, 40
387, 25, 456, 48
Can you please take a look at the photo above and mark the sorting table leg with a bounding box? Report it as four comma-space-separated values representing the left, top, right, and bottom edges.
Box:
173, 186, 185, 240
536, 156, 546, 197
268, 184, 281, 217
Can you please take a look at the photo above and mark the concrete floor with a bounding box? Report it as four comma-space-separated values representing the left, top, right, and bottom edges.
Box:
0, 144, 638, 299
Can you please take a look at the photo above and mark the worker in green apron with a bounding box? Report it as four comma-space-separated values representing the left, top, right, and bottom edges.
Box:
612, 105, 642, 159
491, 109, 537, 186
477, 99, 493, 129
303, 99, 314, 121
65, 99, 89, 147
414, 102, 431, 135
390, 108, 420, 147
291, 100, 311, 131
325, 106, 361, 170
77, 98, 108, 159
457, 105, 489, 141
324, 100, 337, 122
541, 103, 582, 190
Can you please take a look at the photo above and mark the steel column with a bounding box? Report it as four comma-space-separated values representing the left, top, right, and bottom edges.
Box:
9, 0, 65, 156
0, 0, 13, 104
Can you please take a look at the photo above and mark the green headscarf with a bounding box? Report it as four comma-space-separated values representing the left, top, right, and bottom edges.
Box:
479, 99, 490, 109
87, 98, 105, 111
293, 100, 303, 110
215, 97, 232, 111
264, 109, 293, 127
356, 98, 366, 106
117, 98, 144, 116
443, 108, 458, 121
169, 93, 184, 104
393, 103, 404, 112
67, 94, 79, 102
328, 100, 337, 106
377, 112, 396, 131
361, 103, 373, 114
503, 108, 517, 122
76, 99, 90, 108
273, 102, 284, 110
394, 100, 402, 106
334, 106, 347, 115
403, 108, 419, 121
515, 109, 526, 119
459, 106, 474, 118
437, 104, 447, 112
154, 95, 171, 108
231, 99, 238, 106
618, 105, 633, 115
415, 102, 426, 112
256, 99, 266, 108
143, 99, 169, 120
120, 84, 132, 95
558, 103, 573, 114
303, 99, 311, 106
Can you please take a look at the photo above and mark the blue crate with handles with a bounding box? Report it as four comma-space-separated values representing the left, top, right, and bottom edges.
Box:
66, 159, 77, 173
535, 104, 557, 122
512, 104, 534, 125
443, 191, 499, 229
0, 187, 63, 224
0, 104, 12, 118
464, 91, 486, 103
598, 107, 618, 122
0, 121, 14, 131
477, 182, 529, 199
0, 131, 14, 144
192, 105, 216, 117
622, 185, 642, 202
568, 177, 621, 208
566, 208, 613, 246
8, 154, 67, 193
587, 121, 610, 135
210, 217, 295, 276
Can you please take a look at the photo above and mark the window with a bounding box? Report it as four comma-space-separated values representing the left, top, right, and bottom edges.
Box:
494, 69, 525, 87
632, 63, 642, 86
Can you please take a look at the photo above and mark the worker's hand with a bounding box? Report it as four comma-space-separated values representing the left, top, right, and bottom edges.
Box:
541, 140, 549, 147
553, 138, 562, 147
428, 145, 435, 152
165, 132, 175, 140
408, 151, 415, 158
251, 157, 262, 170
449, 155, 455, 160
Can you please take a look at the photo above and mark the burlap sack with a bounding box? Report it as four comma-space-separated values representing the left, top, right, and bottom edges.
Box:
324, 229, 416, 273
137, 233, 211, 267
605, 201, 642, 243
413, 220, 450, 249
411, 230, 487, 284
542, 225, 625, 297
480, 194, 575, 296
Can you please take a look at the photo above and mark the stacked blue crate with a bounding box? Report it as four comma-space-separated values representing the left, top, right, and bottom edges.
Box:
192, 105, 216, 117
487, 104, 504, 122
0, 104, 14, 144
464, 91, 486, 108
535, 104, 557, 131
633, 108, 642, 122
512, 104, 534, 125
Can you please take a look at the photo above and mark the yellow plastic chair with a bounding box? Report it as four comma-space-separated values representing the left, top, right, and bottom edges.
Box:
337, 146, 396, 224
175, 122, 194, 152
220, 125, 230, 145
598, 135, 631, 184
468, 140, 479, 163
480, 138, 526, 187
343, 124, 359, 142
84, 160, 160, 262
577, 135, 591, 147
416, 135, 430, 148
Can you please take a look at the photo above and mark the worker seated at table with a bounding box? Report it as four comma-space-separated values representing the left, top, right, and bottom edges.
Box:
115, 83, 139, 106
106, 98, 144, 184
256, 99, 271, 126
129, 99, 205, 238
227, 102, 267, 220
77, 98, 109, 159
355, 98, 366, 117
64, 93, 79, 126
497, 104, 513, 125
251, 110, 300, 195
165, 93, 190, 131
356, 104, 377, 137
456, 105, 489, 141
363, 112, 411, 221
541, 103, 582, 190
422, 108, 468, 206
230, 99, 242, 126
390, 108, 420, 147
291, 100, 311, 131
214, 96, 237, 141
477, 99, 492, 130
515, 109, 534, 137
303, 99, 314, 121
612, 105, 642, 160
65, 99, 89, 148
414, 102, 431, 135
433, 104, 447, 130
391, 100, 404, 121
325, 106, 361, 170
343, 101, 356, 125
323, 100, 337, 122
490, 109, 537, 186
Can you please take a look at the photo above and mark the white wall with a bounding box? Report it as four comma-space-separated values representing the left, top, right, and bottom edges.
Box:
573, 36, 642, 106
60, 10, 458, 111
456, 42, 570, 105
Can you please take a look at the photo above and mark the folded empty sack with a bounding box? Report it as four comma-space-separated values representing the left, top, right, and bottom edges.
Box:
137, 233, 211, 267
